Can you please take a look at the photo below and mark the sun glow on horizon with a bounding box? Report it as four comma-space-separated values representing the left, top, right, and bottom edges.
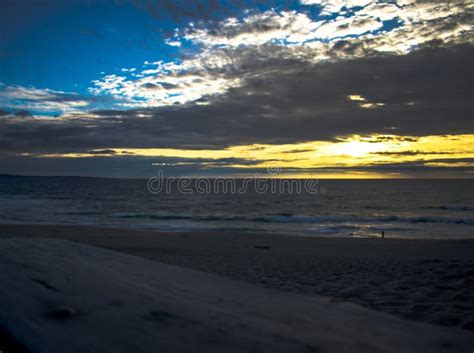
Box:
19, 133, 474, 178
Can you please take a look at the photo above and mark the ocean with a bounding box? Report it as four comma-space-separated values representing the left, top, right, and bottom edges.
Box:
0, 175, 473, 238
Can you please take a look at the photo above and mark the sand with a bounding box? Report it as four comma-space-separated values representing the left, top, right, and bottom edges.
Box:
1, 236, 474, 353
1, 224, 474, 331
0, 225, 474, 353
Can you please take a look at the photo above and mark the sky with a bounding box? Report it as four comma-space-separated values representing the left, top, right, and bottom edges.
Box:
0, 0, 473, 178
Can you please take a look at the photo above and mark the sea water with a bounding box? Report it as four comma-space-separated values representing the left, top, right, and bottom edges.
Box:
0, 176, 472, 238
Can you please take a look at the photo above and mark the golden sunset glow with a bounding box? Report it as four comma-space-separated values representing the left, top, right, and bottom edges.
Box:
23, 134, 474, 178
347, 95, 366, 101
2, 0, 472, 179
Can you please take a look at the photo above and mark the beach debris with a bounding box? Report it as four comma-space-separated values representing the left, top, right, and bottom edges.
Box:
31, 277, 62, 293
49, 305, 79, 319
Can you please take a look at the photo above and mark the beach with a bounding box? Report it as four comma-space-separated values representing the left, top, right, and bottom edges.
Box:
2, 0, 473, 351
1, 224, 473, 344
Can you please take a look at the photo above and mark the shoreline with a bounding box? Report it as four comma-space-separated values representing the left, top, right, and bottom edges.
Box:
0, 221, 473, 240
1, 222, 474, 247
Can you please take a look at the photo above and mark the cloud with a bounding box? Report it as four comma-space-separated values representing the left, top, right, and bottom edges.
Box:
86, 149, 117, 155
90, 0, 473, 108
1, 43, 473, 156
0, 153, 471, 178
347, 95, 366, 101
165, 38, 182, 47
0, 84, 92, 114
300, 0, 373, 14
180, 10, 320, 46
371, 150, 453, 156
178, 0, 472, 50
1, 1, 473, 177
89, 61, 243, 107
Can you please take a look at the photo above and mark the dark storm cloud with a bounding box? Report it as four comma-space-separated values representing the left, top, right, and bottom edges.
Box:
371, 151, 453, 156
0, 154, 269, 177
337, 159, 474, 177
361, 136, 420, 144
140, 82, 178, 90
87, 149, 117, 155
0, 44, 473, 155
266, 157, 474, 176
284, 148, 315, 154
150, 155, 270, 166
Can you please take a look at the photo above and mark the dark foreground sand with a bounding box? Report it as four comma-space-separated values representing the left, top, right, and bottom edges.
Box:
1, 224, 473, 333
2, 236, 473, 353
